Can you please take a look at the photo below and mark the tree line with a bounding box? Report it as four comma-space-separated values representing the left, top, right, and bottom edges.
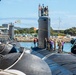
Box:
14, 27, 38, 34
14, 27, 76, 36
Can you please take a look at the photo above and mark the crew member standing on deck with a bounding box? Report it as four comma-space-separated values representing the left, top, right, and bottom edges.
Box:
38, 4, 41, 17
44, 38, 48, 49
36, 38, 38, 47
58, 40, 62, 53
50, 39, 54, 51
54, 39, 56, 51
61, 40, 64, 52
33, 38, 36, 47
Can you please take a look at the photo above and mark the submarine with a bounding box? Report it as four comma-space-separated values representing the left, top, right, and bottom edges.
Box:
0, 3, 76, 75
0, 43, 51, 75
31, 4, 76, 75
0, 23, 51, 75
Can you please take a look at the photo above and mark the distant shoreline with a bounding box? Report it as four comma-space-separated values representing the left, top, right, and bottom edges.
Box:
15, 36, 71, 43
17, 40, 33, 42
15, 37, 34, 42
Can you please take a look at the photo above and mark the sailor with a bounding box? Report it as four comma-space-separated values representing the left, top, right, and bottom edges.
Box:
49, 39, 54, 51
54, 39, 56, 51
44, 7, 47, 16
33, 38, 36, 47
38, 4, 42, 17
41, 6, 43, 16
44, 38, 48, 49
41, 4, 45, 16
61, 40, 64, 52
46, 6, 49, 16
44, 6, 48, 16
58, 40, 62, 53
36, 38, 38, 47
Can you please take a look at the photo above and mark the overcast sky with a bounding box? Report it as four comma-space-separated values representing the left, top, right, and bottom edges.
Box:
0, 0, 76, 30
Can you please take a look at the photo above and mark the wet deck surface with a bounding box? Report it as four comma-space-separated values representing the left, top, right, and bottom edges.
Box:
32, 47, 76, 75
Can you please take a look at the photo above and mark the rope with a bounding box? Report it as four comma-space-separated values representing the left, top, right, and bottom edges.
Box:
0, 50, 25, 75
5, 49, 25, 70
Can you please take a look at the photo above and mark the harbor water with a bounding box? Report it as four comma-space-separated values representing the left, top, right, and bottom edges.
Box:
20, 42, 72, 52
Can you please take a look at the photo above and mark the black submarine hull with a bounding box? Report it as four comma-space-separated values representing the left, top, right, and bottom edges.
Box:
0, 52, 51, 75
32, 47, 76, 75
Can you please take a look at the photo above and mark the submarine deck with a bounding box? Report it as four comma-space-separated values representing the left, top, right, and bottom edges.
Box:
31, 47, 76, 75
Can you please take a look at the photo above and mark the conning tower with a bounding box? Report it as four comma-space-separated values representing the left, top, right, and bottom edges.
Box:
38, 4, 50, 48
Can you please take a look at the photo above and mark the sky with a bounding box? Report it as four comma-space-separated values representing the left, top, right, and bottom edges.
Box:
0, 0, 76, 30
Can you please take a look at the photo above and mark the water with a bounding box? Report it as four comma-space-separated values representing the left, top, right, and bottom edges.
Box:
20, 42, 34, 48
63, 43, 72, 52
20, 42, 72, 52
